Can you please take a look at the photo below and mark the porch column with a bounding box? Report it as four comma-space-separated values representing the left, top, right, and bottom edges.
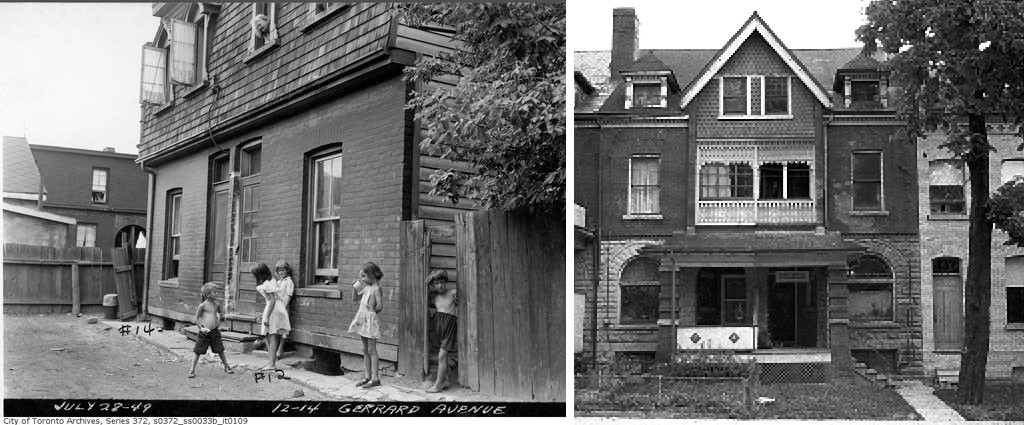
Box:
657, 265, 697, 361
827, 264, 854, 374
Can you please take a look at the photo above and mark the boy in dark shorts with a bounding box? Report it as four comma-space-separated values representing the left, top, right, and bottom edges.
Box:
427, 270, 457, 393
188, 282, 233, 378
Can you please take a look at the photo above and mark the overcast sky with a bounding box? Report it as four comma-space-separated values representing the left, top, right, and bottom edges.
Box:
0, 3, 160, 155
569, 0, 870, 52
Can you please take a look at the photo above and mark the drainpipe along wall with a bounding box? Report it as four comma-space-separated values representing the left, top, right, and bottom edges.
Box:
140, 162, 156, 322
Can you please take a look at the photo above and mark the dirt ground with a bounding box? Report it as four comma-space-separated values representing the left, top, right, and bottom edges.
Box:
3, 313, 331, 400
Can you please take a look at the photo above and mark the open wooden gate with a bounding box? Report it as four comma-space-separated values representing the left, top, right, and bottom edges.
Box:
113, 247, 138, 319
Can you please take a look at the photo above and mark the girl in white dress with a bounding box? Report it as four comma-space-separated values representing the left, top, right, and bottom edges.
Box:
252, 262, 287, 371
348, 262, 383, 388
273, 260, 295, 359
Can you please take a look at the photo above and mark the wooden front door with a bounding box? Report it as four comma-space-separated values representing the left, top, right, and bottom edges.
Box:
769, 277, 797, 346
933, 273, 963, 351
206, 184, 230, 287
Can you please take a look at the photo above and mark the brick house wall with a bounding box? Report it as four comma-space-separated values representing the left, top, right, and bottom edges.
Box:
918, 126, 1024, 379
30, 146, 147, 248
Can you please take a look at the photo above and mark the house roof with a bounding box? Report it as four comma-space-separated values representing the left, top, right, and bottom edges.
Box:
2, 136, 45, 196
678, 12, 834, 110
2, 202, 76, 225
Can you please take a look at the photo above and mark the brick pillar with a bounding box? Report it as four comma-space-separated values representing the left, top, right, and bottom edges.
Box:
827, 265, 854, 374
611, 8, 639, 82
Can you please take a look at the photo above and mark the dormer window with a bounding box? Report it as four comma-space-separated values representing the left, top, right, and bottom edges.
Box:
851, 80, 880, 103
624, 76, 667, 109
718, 75, 791, 118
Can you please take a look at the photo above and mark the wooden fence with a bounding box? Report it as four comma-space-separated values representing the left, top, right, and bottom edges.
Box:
3, 244, 145, 315
398, 210, 566, 401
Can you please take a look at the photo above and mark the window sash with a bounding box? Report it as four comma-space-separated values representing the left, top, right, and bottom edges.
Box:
933, 257, 962, 275
632, 84, 661, 108
620, 285, 660, 324
251, 3, 278, 51
1001, 159, 1024, 184
314, 154, 343, 220
169, 19, 198, 85
852, 152, 882, 210
851, 81, 880, 103
787, 164, 811, 199
240, 185, 260, 263
700, 163, 754, 199
630, 157, 660, 214
76, 225, 96, 247
166, 192, 182, 279
722, 77, 747, 115
140, 45, 168, 104
1008, 287, 1024, 324
764, 76, 789, 115
929, 186, 965, 213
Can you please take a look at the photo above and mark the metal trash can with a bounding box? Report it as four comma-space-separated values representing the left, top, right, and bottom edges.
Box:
102, 294, 118, 319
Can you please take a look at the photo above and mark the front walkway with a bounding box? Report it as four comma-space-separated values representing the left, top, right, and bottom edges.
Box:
895, 380, 965, 422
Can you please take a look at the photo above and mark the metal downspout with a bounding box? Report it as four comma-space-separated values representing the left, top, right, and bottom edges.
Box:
591, 122, 602, 372
140, 162, 156, 322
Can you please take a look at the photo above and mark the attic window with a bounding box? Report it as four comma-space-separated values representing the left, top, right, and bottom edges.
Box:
633, 83, 662, 108
722, 77, 747, 115
851, 81, 880, 103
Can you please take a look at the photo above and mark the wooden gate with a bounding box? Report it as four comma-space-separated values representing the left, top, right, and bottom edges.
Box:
398, 220, 458, 380
112, 247, 139, 320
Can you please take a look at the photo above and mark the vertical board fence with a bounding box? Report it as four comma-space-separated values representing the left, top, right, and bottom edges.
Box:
398, 211, 566, 401
3, 244, 145, 315
456, 210, 566, 401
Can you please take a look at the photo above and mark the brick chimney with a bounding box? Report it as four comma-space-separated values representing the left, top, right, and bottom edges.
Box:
103, 147, 115, 152
611, 8, 639, 82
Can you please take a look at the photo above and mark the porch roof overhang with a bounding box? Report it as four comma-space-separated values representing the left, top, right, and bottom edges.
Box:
641, 232, 865, 268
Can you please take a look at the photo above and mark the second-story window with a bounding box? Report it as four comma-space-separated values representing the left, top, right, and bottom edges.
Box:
1006, 256, 1024, 325
851, 80, 880, 103
92, 168, 108, 204
764, 76, 790, 115
306, 3, 347, 29
852, 151, 883, 211
1001, 159, 1024, 184
250, 3, 278, 53
629, 155, 660, 215
700, 163, 753, 199
929, 160, 965, 214
169, 10, 211, 88
722, 77, 747, 115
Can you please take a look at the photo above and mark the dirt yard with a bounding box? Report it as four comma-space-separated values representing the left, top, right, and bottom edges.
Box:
3, 313, 330, 400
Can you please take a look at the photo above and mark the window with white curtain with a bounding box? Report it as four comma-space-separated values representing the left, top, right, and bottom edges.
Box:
76, 224, 96, 247
930, 160, 965, 214
629, 155, 660, 215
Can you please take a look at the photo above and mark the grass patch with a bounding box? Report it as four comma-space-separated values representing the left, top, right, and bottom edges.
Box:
575, 375, 920, 420
933, 382, 1024, 421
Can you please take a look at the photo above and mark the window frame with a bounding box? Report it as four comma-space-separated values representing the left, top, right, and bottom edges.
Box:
632, 83, 663, 109
700, 162, 754, 200
1006, 256, 1024, 325
238, 143, 262, 264
720, 76, 749, 116
851, 150, 884, 212
91, 168, 109, 204
929, 159, 966, 214
628, 155, 660, 216
847, 254, 895, 322
164, 190, 183, 280
246, 3, 279, 61
303, 3, 349, 32
1001, 158, 1024, 185
721, 275, 749, 325
762, 76, 791, 116
307, 147, 344, 287
850, 80, 881, 104
76, 223, 97, 248
619, 258, 661, 325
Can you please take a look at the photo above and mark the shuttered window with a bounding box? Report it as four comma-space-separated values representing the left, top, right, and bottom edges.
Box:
140, 44, 168, 104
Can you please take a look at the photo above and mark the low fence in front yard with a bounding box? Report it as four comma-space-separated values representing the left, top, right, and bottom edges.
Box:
575, 373, 757, 418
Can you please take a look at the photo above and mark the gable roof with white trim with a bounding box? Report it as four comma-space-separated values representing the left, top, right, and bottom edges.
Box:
678, 12, 834, 110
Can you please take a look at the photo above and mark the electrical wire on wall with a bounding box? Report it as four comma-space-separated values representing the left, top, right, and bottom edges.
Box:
205, 73, 226, 154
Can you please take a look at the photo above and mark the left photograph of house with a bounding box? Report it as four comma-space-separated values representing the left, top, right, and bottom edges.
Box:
2, 2, 566, 414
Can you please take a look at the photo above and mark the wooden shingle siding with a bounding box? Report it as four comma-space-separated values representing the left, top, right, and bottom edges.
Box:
140, 3, 395, 159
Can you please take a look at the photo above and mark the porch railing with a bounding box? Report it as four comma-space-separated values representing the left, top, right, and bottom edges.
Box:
697, 199, 815, 225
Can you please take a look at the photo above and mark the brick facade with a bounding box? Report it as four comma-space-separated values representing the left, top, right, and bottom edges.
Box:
918, 126, 1024, 379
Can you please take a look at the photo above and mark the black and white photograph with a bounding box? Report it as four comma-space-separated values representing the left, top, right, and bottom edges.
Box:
2, 2, 566, 418
573, 0, 1024, 420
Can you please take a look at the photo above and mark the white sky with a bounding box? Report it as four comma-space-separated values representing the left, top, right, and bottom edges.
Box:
569, 0, 870, 51
0, 3, 161, 155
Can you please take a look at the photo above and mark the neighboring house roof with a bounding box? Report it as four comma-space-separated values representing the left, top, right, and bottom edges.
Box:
2, 136, 45, 197
574, 71, 596, 96
678, 12, 834, 110
2, 202, 76, 225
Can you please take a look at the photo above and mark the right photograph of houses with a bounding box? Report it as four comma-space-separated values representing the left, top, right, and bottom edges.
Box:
573, 0, 1024, 419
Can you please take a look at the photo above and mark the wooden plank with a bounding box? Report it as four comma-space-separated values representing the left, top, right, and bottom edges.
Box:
398, 220, 428, 380
113, 247, 138, 320
71, 264, 80, 315
547, 215, 567, 401
508, 212, 533, 400
473, 211, 495, 395
454, 213, 478, 391
526, 215, 550, 400
488, 211, 515, 398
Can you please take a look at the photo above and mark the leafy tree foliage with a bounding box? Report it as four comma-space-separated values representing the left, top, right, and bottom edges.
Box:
858, 0, 1024, 404
400, 3, 566, 216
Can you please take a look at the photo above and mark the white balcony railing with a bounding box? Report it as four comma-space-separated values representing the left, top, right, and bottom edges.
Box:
697, 199, 816, 225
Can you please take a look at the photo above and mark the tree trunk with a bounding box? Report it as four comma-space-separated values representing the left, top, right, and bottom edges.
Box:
957, 111, 993, 405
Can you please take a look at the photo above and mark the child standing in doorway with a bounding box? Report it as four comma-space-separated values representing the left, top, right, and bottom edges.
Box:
188, 282, 233, 378
348, 262, 383, 388
273, 260, 295, 359
426, 270, 457, 393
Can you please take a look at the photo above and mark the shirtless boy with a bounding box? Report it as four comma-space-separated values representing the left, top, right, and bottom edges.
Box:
188, 282, 233, 378
426, 270, 457, 393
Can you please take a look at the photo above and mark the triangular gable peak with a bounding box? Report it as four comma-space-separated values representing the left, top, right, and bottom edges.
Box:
679, 12, 833, 110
